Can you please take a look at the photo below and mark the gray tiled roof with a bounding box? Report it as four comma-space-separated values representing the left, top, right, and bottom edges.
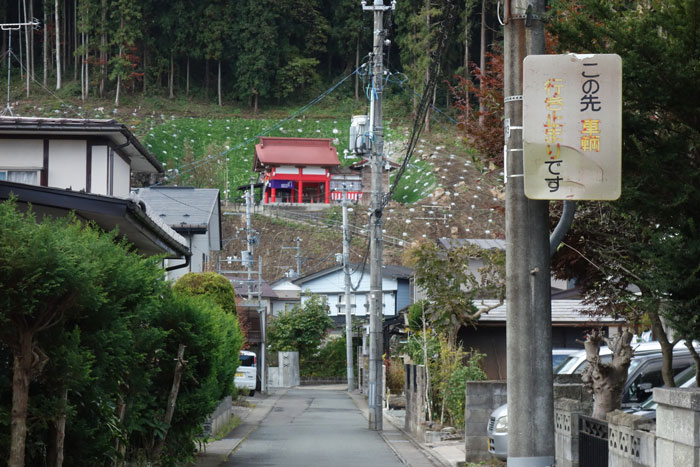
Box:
475, 299, 624, 324
135, 187, 219, 229
438, 238, 506, 250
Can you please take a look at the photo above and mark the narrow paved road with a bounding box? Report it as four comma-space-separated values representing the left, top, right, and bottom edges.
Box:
223, 387, 406, 466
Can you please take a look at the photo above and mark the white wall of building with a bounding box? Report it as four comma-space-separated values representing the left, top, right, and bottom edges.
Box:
112, 154, 130, 198
299, 269, 399, 317
91, 145, 109, 195
0, 140, 43, 169
48, 140, 86, 191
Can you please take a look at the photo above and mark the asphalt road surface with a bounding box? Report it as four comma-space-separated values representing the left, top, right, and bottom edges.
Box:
223, 387, 405, 466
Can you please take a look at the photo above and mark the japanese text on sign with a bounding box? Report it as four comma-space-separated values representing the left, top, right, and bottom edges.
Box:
522, 54, 622, 201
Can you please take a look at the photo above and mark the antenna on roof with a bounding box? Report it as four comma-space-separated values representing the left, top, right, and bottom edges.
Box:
1, 19, 41, 116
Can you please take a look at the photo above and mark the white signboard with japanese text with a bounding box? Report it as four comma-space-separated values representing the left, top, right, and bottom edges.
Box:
523, 54, 622, 200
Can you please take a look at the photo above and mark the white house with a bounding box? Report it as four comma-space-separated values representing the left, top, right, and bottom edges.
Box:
0, 117, 189, 262
134, 186, 222, 280
270, 277, 302, 316
294, 264, 413, 319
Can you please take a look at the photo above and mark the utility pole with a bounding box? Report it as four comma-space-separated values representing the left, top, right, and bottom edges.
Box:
504, 1, 554, 465
342, 184, 354, 392
281, 237, 302, 279
245, 180, 255, 300
258, 255, 267, 394
362, 0, 394, 431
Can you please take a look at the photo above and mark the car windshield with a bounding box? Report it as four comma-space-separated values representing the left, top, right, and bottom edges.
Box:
555, 355, 581, 374
239, 354, 256, 367
638, 364, 696, 410
552, 354, 572, 370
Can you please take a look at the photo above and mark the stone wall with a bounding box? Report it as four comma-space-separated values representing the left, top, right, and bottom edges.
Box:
464, 381, 507, 463
404, 364, 427, 439
655, 387, 700, 467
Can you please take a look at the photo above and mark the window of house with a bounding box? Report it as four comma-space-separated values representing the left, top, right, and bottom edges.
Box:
337, 294, 356, 314
0, 170, 39, 185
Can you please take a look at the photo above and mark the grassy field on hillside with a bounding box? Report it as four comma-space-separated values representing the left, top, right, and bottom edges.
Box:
142, 115, 437, 204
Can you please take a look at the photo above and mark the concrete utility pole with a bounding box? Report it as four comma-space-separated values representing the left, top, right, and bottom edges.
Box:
245, 181, 255, 299
258, 255, 267, 394
504, 1, 554, 465
362, 0, 394, 431
342, 185, 355, 392
282, 237, 302, 278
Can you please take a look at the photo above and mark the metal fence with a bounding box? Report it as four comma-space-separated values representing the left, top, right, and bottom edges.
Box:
579, 415, 609, 467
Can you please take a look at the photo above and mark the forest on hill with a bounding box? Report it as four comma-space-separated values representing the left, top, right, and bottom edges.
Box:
0, 0, 498, 111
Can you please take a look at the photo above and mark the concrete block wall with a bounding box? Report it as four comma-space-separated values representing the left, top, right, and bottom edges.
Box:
655, 387, 700, 467
404, 364, 427, 439
268, 351, 300, 388
464, 381, 507, 463
553, 384, 591, 467
204, 396, 233, 437
607, 410, 656, 467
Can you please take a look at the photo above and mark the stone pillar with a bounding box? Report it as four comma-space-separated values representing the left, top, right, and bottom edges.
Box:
404, 364, 426, 439
607, 410, 656, 467
464, 381, 507, 462
655, 387, 700, 466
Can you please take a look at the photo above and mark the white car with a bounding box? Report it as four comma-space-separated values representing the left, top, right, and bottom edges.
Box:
235, 350, 257, 396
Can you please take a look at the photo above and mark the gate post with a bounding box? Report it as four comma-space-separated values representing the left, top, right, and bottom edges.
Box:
655, 387, 700, 466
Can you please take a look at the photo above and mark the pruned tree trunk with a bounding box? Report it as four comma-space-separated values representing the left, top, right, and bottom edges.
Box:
252, 89, 258, 114
152, 345, 186, 460
73, 0, 77, 81
422, 301, 432, 423
581, 329, 633, 420
142, 45, 147, 94
29, 0, 35, 81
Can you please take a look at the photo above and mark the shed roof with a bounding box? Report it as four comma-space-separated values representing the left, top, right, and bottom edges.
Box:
135, 186, 220, 233
253, 137, 340, 171
294, 263, 413, 285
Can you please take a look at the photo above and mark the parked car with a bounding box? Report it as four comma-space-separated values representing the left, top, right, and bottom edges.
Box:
235, 350, 257, 396
628, 364, 697, 419
552, 348, 580, 372
487, 344, 696, 461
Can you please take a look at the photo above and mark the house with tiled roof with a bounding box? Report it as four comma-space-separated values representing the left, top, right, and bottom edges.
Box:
134, 186, 222, 280
0, 117, 189, 263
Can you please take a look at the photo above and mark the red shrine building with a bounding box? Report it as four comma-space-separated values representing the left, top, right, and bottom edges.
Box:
254, 137, 364, 205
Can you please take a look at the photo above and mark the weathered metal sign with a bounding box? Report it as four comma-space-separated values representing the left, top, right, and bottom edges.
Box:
523, 54, 622, 200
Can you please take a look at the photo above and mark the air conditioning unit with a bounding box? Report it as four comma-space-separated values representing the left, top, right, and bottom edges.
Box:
349, 115, 369, 156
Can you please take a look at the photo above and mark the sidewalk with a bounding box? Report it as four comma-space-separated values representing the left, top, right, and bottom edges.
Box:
347, 390, 466, 467
192, 389, 287, 467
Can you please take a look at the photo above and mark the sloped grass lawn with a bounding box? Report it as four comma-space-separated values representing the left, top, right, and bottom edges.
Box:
142, 117, 443, 204
390, 159, 438, 204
